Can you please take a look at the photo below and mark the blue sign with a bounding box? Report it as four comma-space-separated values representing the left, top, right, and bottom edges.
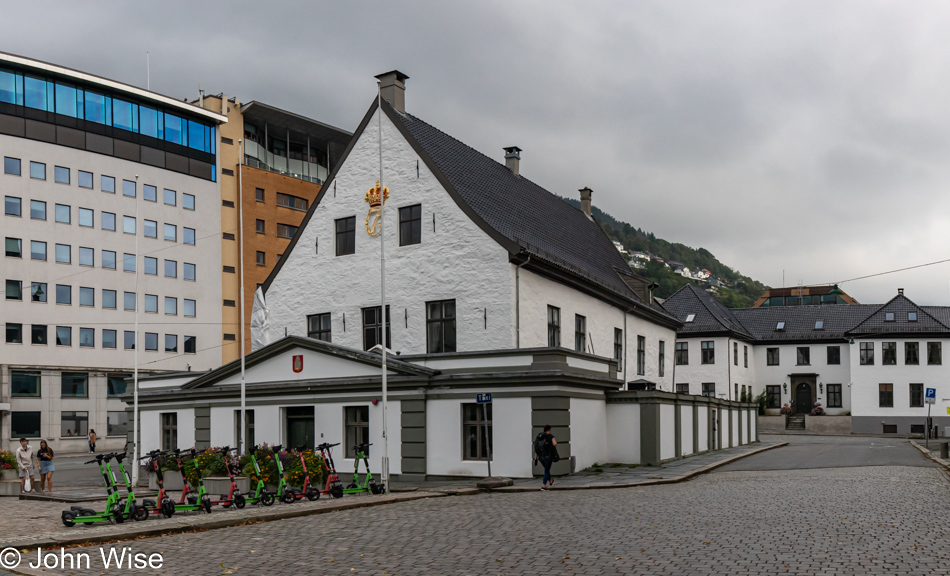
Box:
476, 393, 492, 404
927, 388, 936, 399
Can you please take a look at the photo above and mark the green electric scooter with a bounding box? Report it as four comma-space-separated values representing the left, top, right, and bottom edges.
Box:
270, 445, 294, 503
344, 443, 385, 495
62, 453, 147, 527
180, 448, 213, 513
110, 451, 149, 522
243, 446, 275, 507
168, 449, 212, 514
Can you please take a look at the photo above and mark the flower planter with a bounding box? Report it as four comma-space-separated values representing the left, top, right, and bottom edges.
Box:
148, 471, 184, 491
203, 476, 250, 495
0, 479, 21, 497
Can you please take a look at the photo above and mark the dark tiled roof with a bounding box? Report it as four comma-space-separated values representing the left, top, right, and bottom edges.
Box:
662, 285, 754, 339
388, 105, 674, 317
732, 305, 879, 341
846, 294, 950, 335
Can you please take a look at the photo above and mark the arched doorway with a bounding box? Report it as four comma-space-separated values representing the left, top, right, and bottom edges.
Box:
795, 382, 812, 414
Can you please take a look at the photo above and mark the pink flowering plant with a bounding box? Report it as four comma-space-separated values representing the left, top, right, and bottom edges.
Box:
0, 449, 15, 480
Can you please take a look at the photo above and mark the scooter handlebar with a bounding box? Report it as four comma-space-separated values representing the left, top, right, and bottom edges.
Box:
316, 442, 340, 450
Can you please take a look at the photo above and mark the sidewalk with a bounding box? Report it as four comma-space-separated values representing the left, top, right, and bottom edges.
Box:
499, 441, 785, 491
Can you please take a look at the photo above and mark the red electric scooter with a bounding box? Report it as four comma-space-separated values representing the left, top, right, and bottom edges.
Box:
316, 442, 344, 499
207, 446, 246, 509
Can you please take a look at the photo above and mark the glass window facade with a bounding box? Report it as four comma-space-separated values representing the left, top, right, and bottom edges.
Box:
0, 66, 215, 154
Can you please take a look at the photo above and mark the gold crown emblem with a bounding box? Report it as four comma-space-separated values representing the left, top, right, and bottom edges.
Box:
365, 181, 390, 208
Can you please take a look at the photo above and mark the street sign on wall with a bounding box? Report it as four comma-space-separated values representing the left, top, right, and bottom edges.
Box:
476, 393, 492, 404
926, 388, 936, 405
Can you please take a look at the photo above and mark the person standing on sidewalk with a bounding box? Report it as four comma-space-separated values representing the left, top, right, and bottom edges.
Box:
15, 438, 36, 493
37, 440, 55, 492
533, 425, 558, 491
88, 429, 97, 453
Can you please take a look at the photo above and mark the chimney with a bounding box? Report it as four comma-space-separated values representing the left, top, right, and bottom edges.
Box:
503, 146, 522, 175
375, 70, 410, 114
898, 288, 904, 295
579, 187, 593, 218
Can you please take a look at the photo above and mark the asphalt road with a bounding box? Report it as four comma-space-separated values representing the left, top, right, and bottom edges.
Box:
718, 433, 935, 471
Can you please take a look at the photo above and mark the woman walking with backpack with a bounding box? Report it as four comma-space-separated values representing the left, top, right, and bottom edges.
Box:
533, 425, 558, 491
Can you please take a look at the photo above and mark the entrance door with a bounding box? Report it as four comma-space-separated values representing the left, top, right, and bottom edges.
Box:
286, 407, 315, 450
795, 383, 812, 414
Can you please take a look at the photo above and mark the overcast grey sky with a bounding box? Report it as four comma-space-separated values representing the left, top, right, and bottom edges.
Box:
4, 1, 950, 304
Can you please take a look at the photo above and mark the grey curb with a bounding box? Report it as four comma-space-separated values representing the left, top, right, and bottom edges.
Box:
910, 440, 950, 469
489, 442, 789, 493
1, 492, 449, 552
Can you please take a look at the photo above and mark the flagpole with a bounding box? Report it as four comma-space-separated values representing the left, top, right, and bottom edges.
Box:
132, 175, 140, 485
238, 139, 246, 456
378, 83, 390, 494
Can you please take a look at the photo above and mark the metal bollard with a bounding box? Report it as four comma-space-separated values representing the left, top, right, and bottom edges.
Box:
941, 442, 949, 459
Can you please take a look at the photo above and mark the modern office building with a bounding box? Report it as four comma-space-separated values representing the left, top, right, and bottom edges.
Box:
193, 94, 350, 364
0, 52, 227, 453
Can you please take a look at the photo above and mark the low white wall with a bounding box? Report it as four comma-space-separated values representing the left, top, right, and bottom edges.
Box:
605, 403, 641, 464
660, 404, 676, 460
571, 398, 608, 470
680, 405, 694, 455
697, 408, 709, 452
731, 409, 739, 447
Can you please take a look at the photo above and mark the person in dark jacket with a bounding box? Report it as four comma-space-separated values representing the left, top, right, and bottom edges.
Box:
533, 425, 558, 491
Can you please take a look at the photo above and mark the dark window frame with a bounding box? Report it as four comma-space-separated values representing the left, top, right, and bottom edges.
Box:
860, 342, 874, 365
766, 385, 782, 408
882, 342, 897, 365
636, 334, 645, 375
462, 403, 492, 461
905, 342, 919, 365
344, 406, 370, 459
361, 306, 391, 351
426, 299, 456, 354
574, 315, 587, 353
701, 341, 715, 364
910, 383, 924, 408
827, 384, 842, 408
675, 342, 688, 365
547, 305, 560, 348
335, 217, 356, 256
879, 383, 894, 408
307, 313, 331, 342
399, 204, 422, 246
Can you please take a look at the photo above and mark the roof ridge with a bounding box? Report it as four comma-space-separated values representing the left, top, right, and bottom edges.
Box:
847, 293, 950, 334
689, 285, 751, 336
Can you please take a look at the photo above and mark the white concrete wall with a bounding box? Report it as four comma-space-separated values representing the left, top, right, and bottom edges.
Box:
680, 405, 694, 455
660, 403, 676, 460
215, 348, 382, 386
697, 407, 708, 451
519, 270, 677, 390
570, 397, 608, 470
426, 396, 531, 478
262, 109, 513, 355
731, 409, 739, 447
605, 403, 641, 464
754, 343, 852, 414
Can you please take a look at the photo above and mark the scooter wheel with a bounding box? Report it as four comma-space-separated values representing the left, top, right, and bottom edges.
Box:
234, 494, 246, 509
280, 491, 295, 504
346, 483, 356, 489
132, 505, 149, 522
330, 485, 344, 499
161, 500, 176, 518
202, 496, 212, 514
78, 508, 97, 516
62, 511, 76, 528
306, 488, 320, 501
113, 509, 125, 524
261, 492, 275, 506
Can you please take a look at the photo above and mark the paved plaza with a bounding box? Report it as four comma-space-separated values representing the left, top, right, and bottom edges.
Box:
3, 435, 948, 575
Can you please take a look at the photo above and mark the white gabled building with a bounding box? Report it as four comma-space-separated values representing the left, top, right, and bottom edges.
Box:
663, 285, 950, 436
130, 71, 761, 480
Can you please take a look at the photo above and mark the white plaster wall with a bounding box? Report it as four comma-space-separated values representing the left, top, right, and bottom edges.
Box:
751, 409, 757, 440
671, 336, 731, 398
660, 403, 676, 460
215, 348, 382, 386
697, 408, 708, 451
605, 403, 641, 464
680, 405, 694, 455
519, 269, 677, 389
731, 409, 739, 447
253, 405, 281, 447
311, 400, 401, 476
261, 109, 513, 355
140, 409, 160, 455
754, 343, 852, 414
210, 406, 232, 448
0, 134, 222, 372
849, 338, 950, 419
570, 398, 607, 469
425, 396, 531, 478
740, 410, 747, 444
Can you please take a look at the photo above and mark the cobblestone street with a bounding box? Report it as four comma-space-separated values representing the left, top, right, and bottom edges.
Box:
7, 436, 950, 576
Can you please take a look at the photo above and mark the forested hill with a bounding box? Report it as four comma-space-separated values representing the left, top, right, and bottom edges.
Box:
562, 198, 769, 308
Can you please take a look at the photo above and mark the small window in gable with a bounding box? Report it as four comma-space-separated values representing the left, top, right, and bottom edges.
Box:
815, 320, 823, 330
776, 321, 785, 331
885, 312, 895, 322
685, 314, 695, 323
908, 312, 917, 322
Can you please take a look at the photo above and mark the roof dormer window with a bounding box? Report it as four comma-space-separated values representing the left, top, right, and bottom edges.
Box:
776, 321, 785, 331
908, 312, 917, 322
885, 312, 895, 322
685, 314, 695, 323
815, 320, 824, 330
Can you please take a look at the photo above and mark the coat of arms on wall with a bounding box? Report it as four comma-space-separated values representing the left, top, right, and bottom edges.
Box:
292, 355, 304, 373
364, 180, 390, 236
